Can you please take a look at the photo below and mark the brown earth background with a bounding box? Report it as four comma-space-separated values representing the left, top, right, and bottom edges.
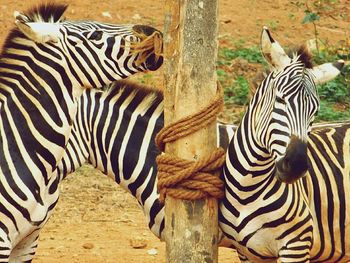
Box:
0, 0, 349, 262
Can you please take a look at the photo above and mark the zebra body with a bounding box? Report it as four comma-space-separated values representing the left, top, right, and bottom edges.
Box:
59, 80, 347, 254
0, 4, 162, 262
220, 125, 350, 262
219, 27, 348, 262
59, 81, 165, 237
58, 80, 241, 239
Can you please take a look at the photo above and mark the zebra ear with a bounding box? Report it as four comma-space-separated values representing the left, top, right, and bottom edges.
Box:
261, 26, 291, 70
311, 60, 344, 85
14, 11, 60, 44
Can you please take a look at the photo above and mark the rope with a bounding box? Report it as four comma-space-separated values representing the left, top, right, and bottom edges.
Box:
156, 84, 226, 203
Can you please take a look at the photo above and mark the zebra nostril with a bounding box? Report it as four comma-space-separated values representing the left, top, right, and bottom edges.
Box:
283, 157, 290, 171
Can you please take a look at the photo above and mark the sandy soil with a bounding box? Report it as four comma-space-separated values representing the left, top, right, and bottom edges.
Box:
0, 0, 348, 262
34, 166, 239, 263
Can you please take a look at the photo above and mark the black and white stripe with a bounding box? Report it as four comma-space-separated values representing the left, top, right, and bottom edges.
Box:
58, 81, 164, 237
59, 79, 346, 259
57, 80, 237, 239
219, 27, 347, 262
0, 3, 162, 262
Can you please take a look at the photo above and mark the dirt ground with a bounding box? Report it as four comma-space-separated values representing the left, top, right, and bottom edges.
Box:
0, 0, 348, 262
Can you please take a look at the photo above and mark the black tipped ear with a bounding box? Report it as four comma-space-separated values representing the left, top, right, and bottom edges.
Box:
261, 26, 274, 67
262, 26, 275, 43
332, 60, 345, 71
260, 26, 291, 70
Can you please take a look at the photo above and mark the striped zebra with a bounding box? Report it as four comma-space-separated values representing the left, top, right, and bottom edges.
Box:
58, 80, 240, 240
58, 81, 165, 237
58, 69, 343, 248
0, 3, 162, 262
219, 27, 348, 262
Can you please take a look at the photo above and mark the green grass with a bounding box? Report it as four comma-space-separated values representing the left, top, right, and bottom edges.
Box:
318, 79, 349, 104
224, 76, 250, 105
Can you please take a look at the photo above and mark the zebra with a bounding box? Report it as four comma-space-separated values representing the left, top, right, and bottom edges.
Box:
57, 80, 239, 240
0, 3, 163, 262
58, 59, 343, 247
219, 26, 348, 262
58, 81, 165, 238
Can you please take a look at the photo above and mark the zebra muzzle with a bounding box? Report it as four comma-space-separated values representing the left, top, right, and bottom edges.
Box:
275, 136, 308, 184
131, 25, 163, 71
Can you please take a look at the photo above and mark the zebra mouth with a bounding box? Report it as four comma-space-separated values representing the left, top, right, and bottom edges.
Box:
275, 159, 307, 184
275, 168, 302, 184
274, 135, 308, 184
131, 27, 163, 71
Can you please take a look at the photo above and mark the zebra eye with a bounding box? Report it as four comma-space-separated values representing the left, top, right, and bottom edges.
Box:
276, 96, 286, 104
88, 30, 103, 41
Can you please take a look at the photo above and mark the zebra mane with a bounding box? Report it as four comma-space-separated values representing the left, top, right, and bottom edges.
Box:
253, 45, 314, 89
1, 3, 68, 56
18, 3, 68, 23
106, 80, 164, 109
289, 44, 313, 69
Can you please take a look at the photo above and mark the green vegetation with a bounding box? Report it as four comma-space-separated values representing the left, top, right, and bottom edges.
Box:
217, 0, 349, 123
317, 101, 350, 121
218, 46, 265, 65
224, 76, 250, 105
314, 49, 350, 121
217, 43, 350, 123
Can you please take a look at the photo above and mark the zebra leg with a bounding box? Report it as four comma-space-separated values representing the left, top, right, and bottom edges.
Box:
9, 228, 40, 263
0, 227, 11, 262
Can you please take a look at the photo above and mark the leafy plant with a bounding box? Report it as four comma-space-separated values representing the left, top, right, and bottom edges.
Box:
312, 48, 350, 64
302, 9, 320, 24
316, 101, 350, 122
216, 68, 228, 82
218, 46, 265, 64
318, 80, 349, 103
302, 8, 320, 51
224, 76, 250, 105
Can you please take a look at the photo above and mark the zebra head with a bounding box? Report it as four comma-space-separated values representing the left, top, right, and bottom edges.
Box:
253, 27, 344, 184
8, 3, 163, 90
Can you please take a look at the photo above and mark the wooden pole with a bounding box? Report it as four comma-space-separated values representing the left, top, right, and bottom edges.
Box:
163, 1, 219, 262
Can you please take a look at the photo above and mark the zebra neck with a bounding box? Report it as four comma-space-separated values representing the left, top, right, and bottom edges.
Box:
0, 52, 77, 126
84, 88, 164, 237
85, 87, 164, 196
225, 114, 276, 188
57, 123, 91, 181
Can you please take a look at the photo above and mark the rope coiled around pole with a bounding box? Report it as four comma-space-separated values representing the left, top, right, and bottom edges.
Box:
155, 84, 226, 203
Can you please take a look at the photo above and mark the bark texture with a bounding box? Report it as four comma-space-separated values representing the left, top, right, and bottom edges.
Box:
163, 1, 219, 262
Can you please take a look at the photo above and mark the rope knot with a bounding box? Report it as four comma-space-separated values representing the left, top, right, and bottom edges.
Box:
156, 84, 225, 203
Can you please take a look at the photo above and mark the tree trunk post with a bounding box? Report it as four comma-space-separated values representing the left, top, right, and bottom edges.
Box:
163, 1, 219, 262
